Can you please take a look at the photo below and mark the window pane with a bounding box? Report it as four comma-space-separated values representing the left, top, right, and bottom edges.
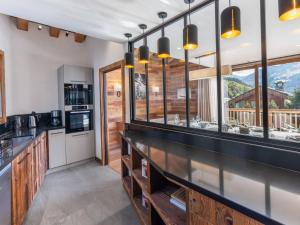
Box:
134, 40, 147, 121
220, 0, 263, 137
165, 19, 187, 127
188, 2, 218, 131
266, 0, 300, 143
147, 32, 165, 124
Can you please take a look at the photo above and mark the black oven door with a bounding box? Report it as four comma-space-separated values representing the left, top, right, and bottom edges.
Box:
65, 110, 93, 133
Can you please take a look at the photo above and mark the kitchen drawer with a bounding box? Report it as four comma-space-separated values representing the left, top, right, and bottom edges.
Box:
189, 190, 216, 225
66, 131, 95, 164
216, 202, 263, 225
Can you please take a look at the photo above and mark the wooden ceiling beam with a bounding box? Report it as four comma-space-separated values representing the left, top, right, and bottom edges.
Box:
74, 33, 86, 43
16, 18, 29, 31
49, 27, 60, 38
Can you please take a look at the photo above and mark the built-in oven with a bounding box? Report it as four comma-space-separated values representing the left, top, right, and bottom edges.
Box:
64, 83, 93, 106
65, 106, 93, 134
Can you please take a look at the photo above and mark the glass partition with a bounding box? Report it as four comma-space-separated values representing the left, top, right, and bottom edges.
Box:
188, 2, 218, 131
165, 19, 187, 127
134, 40, 147, 121
220, 0, 263, 137
147, 32, 165, 124
130, 0, 300, 146
266, 0, 300, 143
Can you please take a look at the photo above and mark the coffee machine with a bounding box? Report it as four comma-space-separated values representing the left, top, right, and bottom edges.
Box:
50, 110, 62, 127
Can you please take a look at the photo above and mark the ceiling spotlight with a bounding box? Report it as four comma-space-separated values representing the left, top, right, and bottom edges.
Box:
160, 0, 171, 5
38, 25, 43, 30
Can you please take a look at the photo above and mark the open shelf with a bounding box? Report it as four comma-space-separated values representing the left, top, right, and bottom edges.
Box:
121, 155, 131, 170
151, 205, 166, 225
132, 175, 150, 225
150, 180, 187, 225
122, 176, 132, 196
132, 168, 149, 192
133, 195, 150, 225
121, 136, 187, 225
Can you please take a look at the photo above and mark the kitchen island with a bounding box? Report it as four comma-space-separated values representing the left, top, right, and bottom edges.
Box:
120, 130, 300, 225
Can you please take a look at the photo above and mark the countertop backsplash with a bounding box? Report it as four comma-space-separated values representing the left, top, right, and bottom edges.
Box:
0, 112, 52, 137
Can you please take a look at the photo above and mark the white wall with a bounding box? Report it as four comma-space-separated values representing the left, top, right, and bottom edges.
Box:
0, 14, 13, 115
86, 38, 125, 159
0, 14, 125, 159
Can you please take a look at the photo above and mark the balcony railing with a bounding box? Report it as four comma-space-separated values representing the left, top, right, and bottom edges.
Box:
227, 108, 300, 129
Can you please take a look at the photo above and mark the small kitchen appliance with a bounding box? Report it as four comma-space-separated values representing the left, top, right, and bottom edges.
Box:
51, 110, 62, 127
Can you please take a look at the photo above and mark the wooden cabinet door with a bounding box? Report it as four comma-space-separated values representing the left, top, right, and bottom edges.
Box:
41, 132, 48, 178
12, 150, 30, 225
216, 203, 263, 225
189, 190, 216, 225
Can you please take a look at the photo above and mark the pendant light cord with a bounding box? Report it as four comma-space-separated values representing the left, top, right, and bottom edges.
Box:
188, 2, 191, 24
127, 37, 130, 52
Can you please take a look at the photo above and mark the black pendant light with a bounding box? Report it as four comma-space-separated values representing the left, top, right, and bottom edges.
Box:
278, 0, 300, 21
124, 33, 134, 69
221, 0, 241, 39
138, 24, 149, 64
183, 0, 198, 50
157, 12, 170, 59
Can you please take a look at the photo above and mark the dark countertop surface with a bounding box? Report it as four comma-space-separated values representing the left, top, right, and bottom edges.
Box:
0, 126, 64, 171
120, 130, 300, 225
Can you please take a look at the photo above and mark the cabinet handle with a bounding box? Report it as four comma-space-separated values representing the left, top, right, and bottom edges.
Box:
72, 133, 89, 137
70, 111, 90, 114
50, 132, 64, 135
225, 216, 233, 225
70, 80, 87, 83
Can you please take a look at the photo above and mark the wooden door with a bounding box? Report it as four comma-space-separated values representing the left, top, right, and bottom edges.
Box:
100, 61, 125, 173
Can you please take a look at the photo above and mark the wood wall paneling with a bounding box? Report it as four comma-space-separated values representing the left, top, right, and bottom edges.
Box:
133, 48, 203, 123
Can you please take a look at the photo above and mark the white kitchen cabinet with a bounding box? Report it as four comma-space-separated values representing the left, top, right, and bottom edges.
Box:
48, 129, 66, 169
58, 65, 93, 84
66, 131, 95, 164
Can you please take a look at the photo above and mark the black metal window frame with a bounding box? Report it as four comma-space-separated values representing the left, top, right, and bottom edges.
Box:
128, 0, 300, 152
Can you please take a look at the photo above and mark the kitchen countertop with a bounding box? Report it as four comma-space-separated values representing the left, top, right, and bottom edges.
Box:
0, 126, 64, 171
120, 130, 300, 225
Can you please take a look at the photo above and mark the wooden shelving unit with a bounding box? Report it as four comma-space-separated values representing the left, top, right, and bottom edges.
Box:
121, 138, 188, 225
150, 187, 187, 225
122, 155, 131, 169
121, 135, 265, 225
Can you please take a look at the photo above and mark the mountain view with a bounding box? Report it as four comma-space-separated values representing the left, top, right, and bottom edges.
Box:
228, 61, 300, 94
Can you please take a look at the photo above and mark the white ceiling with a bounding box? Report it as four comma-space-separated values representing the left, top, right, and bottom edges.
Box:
0, 0, 204, 42
0, 0, 299, 65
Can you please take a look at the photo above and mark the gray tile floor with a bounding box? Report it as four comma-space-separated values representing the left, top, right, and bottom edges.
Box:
23, 161, 140, 225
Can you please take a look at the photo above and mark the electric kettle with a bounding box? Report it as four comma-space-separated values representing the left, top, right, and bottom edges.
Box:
28, 112, 37, 128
